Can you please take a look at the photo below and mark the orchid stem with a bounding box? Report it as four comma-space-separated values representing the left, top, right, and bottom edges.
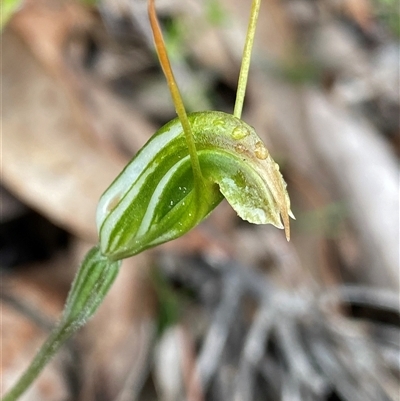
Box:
2, 323, 74, 401
233, 0, 261, 119
2, 247, 120, 401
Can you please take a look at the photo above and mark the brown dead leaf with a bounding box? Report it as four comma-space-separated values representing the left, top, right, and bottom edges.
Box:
2, 0, 160, 241
10, 0, 93, 74
1, 28, 125, 240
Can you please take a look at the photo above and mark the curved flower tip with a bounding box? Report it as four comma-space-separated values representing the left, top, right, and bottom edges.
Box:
204, 112, 294, 240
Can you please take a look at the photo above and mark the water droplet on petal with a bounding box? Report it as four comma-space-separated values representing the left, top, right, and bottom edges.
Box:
231, 126, 249, 140
254, 141, 269, 160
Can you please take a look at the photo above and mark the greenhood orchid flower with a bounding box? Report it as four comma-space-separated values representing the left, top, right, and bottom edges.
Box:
97, 111, 293, 261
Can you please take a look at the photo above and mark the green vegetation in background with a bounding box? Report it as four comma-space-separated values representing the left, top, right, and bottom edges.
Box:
205, 0, 227, 26
375, 0, 400, 37
1, 0, 23, 29
152, 268, 193, 336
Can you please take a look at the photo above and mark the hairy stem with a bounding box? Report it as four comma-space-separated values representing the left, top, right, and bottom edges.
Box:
233, 0, 261, 119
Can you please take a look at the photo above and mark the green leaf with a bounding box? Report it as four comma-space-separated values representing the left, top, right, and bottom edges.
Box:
97, 111, 293, 261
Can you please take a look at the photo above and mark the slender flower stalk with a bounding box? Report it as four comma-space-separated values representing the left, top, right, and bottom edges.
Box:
233, 0, 261, 119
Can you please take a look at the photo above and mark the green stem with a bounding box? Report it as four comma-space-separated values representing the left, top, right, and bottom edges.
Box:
233, 0, 261, 119
2, 246, 121, 401
2, 322, 75, 401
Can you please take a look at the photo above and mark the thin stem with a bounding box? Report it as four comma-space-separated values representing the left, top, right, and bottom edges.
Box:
2, 322, 74, 401
148, 0, 204, 191
3, 247, 120, 401
233, 0, 261, 119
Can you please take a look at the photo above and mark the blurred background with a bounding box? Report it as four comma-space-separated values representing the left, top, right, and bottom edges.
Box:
1, 0, 399, 400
